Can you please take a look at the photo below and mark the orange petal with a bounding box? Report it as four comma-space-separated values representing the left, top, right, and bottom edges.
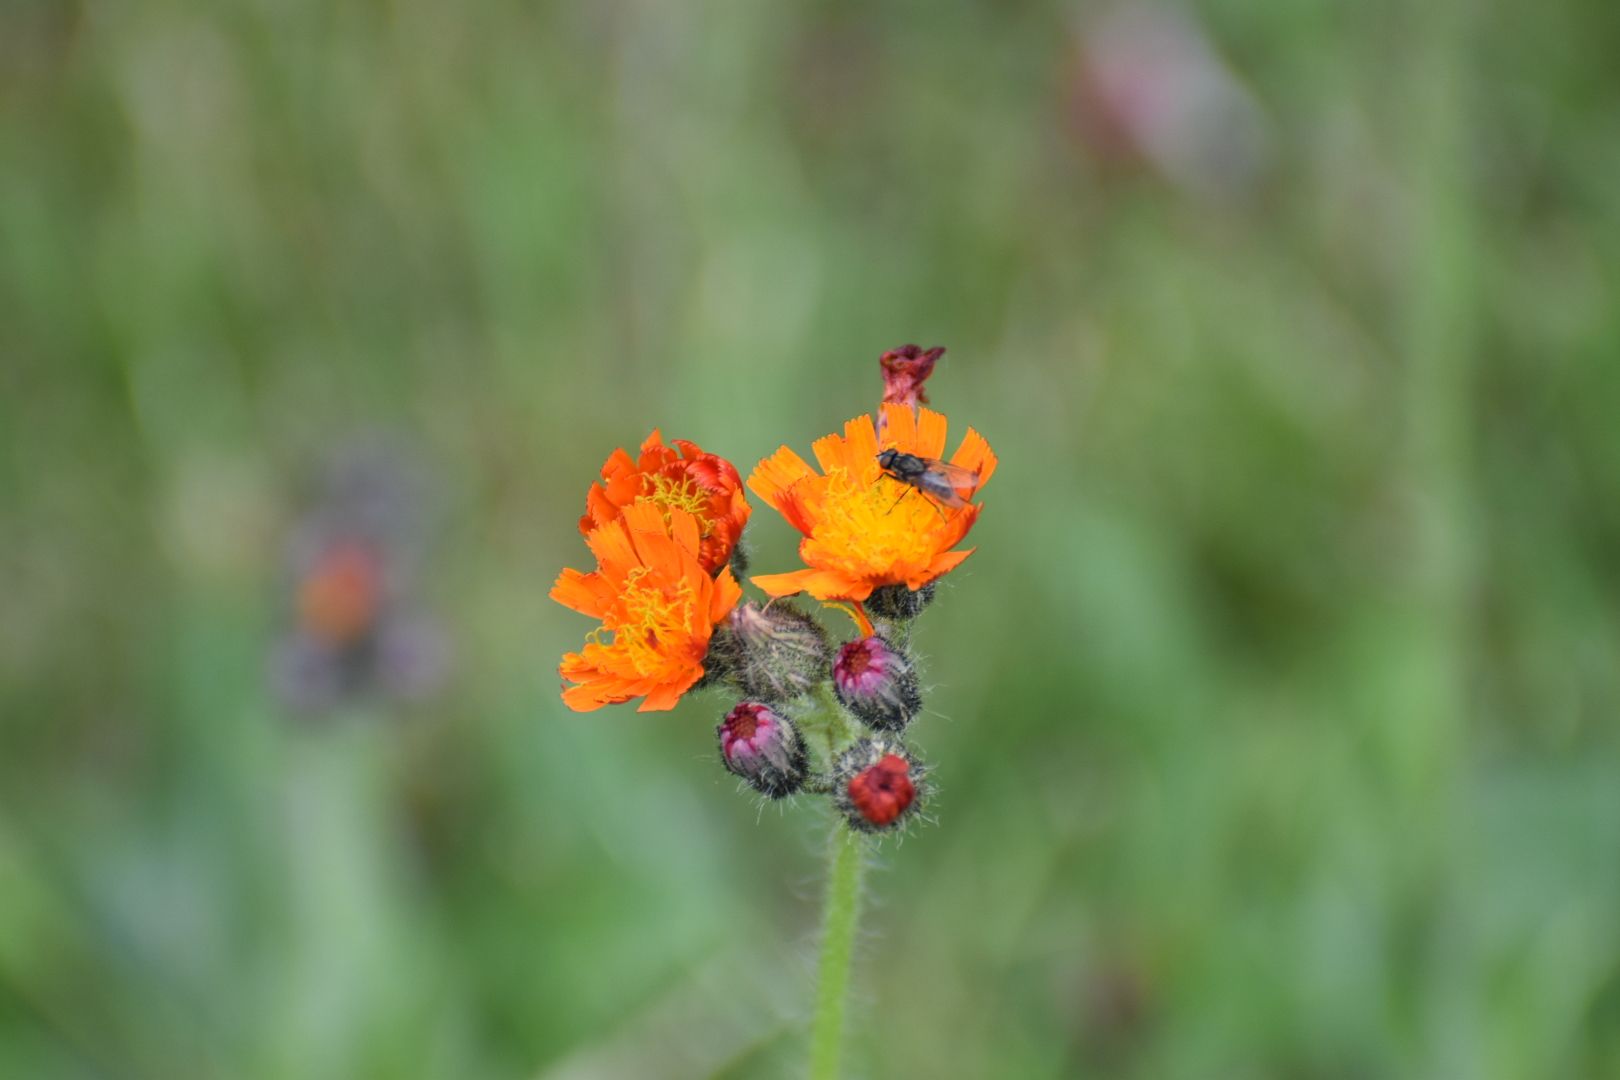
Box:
754, 566, 874, 601
936, 503, 982, 549
810, 429, 849, 475
585, 516, 638, 577
843, 413, 879, 464
800, 569, 875, 602
915, 406, 949, 459
749, 446, 817, 512
914, 547, 974, 588
709, 566, 743, 622
951, 427, 998, 487
550, 568, 613, 618
881, 403, 917, 452
750, 567, 827, 598
560, 683, 614, 711
665, 505, 702, 561
637, 667, 703, 712
622, 502, 686, 581
580, 483, 617, 533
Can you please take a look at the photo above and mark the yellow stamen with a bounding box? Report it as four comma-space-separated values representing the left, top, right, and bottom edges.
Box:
643, 475, 715, 536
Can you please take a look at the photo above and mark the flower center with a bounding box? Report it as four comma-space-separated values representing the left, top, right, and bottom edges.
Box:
840, 640, 875, 677
645, 472, 714, 535
728, 707, 760, 740
615, 569, 695, 674
810, 466, 946, 573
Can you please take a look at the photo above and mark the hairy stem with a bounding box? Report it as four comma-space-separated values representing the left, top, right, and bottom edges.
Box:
808, 825, 865, 1080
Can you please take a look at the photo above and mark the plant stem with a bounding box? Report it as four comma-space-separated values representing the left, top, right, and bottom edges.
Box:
808, 825, 865, 1080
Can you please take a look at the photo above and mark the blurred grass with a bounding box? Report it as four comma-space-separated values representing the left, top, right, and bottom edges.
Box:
4, 0, 1620, 1077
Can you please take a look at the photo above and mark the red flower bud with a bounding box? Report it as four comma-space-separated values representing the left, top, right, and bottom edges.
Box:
834, 737, 927, 832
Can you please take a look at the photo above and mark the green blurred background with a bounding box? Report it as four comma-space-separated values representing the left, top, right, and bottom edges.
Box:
4, 1, 1620, 1077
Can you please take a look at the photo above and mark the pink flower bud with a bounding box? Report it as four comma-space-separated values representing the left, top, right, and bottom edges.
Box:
717, 702, 810, 799
832, 636, 920, 732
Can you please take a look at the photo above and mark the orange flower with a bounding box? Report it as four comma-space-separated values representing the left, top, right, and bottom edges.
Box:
552, 502, 742, 712
748, 403, 997, 602
579, 431, 750, 575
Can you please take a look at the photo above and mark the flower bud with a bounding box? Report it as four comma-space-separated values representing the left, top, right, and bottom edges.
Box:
864, 582, 936, 622
717, 703, 810, 799
834, 737, 926, 832
832, 635, 920, 732
710, 601, 833, 704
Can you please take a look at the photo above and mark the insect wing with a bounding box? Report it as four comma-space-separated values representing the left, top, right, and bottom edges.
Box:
921, 458, 980, 496
912, 462, 976, 509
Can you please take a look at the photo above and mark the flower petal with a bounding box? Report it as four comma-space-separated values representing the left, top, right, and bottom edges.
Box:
750, 568, 826, 598
709, 566, 743, 622
550, 568, 613, 618
951, 427, 998, 487
880, 402, 917, 452
637, 667, 703, 712
914, 547, 974, 588
915, 406, 949, 459
749, 446, 816, 510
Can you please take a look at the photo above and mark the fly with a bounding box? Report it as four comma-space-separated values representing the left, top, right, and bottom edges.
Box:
875, 448, 981, 516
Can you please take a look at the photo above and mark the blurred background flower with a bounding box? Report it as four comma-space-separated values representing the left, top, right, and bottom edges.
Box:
3, 0, 1619, 1077
270, 442, 449, 714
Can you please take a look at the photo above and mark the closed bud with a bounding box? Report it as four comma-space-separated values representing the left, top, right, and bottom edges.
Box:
834, 737, 927, 832
717, 703, 810, 799
832, 635, 920, 732
865, 582, 936, 622
712, 601, 833, 704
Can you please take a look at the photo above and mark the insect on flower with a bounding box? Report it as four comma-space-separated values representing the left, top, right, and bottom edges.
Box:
875, 448, 982, 515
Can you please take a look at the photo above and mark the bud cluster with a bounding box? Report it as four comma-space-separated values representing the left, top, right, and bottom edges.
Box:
708, 593, 935, 833
704, 584, 939, 831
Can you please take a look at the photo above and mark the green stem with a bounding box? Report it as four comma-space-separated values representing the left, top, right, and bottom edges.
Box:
808, 825, 865, 1080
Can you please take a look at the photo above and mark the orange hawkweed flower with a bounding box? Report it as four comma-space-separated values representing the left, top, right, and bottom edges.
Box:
578, 431, 750, 575
551, 502, 742, 712
748, 403, 997, 602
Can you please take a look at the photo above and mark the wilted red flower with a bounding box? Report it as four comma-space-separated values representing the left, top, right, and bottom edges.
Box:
578, 431, 751, 575
880, 344, 944, 413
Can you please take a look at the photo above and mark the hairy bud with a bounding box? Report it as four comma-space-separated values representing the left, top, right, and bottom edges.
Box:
864, 582, 936, 623
717, 703, 810, 799
709, 601, 833, 704
832, 636, 920, 732
834, 737, 926, 832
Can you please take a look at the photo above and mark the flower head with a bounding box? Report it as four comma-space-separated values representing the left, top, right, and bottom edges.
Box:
833, 635, 920, 732
579, 431, 750, 575
552, 501, 742, 712
271, 446, 450, 715
718, 702, 810, 798
748, 404, 997, 601
834, 737, 927, 832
